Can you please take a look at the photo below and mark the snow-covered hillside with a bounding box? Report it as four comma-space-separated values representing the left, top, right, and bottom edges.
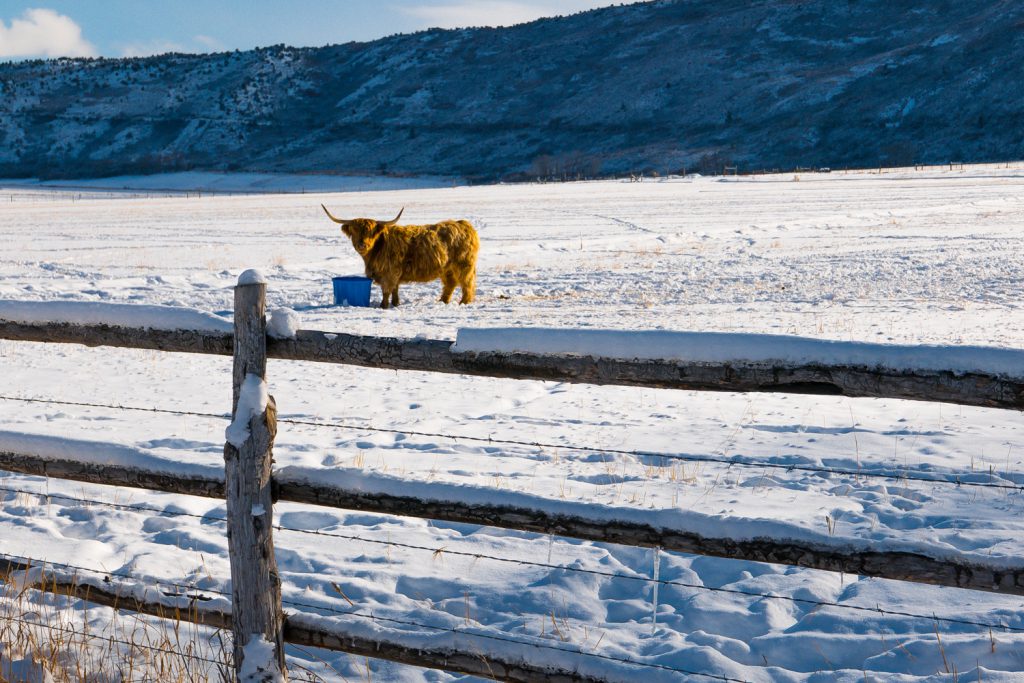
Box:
1, 0, 1023, 180
0, 166, 1022, 681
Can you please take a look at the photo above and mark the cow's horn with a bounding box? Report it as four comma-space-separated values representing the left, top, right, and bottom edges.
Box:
382, 208, 404, 226
321, 204, 349, 224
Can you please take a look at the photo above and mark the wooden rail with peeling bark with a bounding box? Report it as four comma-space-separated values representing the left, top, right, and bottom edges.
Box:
0, 557, 610, 683
0, 320, 233, 355
276, 478, 1024, 596
0, 321, 1020, 409
1, 452, 1021, 596
0, 450, 225, 498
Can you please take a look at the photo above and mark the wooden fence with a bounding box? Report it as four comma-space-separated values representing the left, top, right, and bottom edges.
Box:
0, 275, 1022, 681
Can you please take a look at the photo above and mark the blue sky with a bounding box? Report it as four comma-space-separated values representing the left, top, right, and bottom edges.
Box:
0, 1, 621, 59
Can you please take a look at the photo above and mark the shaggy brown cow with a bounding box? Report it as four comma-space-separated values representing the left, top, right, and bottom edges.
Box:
322, 205, 479, 309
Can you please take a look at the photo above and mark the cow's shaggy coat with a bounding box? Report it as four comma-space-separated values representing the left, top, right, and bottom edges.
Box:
323, 206, 479, 309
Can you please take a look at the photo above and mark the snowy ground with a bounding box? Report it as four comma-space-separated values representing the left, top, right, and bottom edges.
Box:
0, 171, 449, 198
0, 167, 1023, 681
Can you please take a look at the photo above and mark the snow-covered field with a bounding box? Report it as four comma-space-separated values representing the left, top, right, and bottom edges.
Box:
0, 171, 449, 197
0, 167, 1023, 681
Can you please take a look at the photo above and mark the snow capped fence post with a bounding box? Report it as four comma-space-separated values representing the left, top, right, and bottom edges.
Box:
224, 269, 287, 682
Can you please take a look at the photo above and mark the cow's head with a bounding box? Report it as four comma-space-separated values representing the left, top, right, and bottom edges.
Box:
322, 205, 404, 256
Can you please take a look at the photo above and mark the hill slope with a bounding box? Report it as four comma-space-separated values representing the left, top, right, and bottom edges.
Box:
1, 0, 1020, 180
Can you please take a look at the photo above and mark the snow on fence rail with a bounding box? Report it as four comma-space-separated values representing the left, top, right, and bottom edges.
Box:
0, 301, 1021, 410
0, 290, 1023, 681
2, 446, 1022, 597
0, 554, 650, 683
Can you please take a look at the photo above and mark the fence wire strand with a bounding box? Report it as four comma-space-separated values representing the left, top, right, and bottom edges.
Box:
0, 483, 1020, 636
3, 545, 1017, 683
0, 612, 227, 667
0, 550, 741, 682
0, 393, 1018, 493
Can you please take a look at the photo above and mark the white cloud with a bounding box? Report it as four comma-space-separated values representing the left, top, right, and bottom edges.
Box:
403, 1, 617, 30
119, 34, 226, 58
0, 8, 96, 59
193, 35, 226, 53
119, 39, 190, 58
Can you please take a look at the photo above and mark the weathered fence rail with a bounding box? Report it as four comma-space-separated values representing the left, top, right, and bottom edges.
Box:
0, 320, 1021, 409
1, 449, 1021, 596
0, 288, 1022, 681
0, 556, 607, 683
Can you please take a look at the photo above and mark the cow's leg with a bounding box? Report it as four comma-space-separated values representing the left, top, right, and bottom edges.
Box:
440, 273, 457, 304
459, 266, 476, 304
378, 278, 400, 309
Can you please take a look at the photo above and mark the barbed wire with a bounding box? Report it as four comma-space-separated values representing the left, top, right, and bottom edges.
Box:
0, 393, 1018, 492
273, 415, 1024, 492
0, 548, 740, 682
278, 599, 747, 683
1, 483, 1020, 635
0, 612, 227, 667
0, 394, 225, 420
0, 550, 227, 603
274, 527, 1024, 634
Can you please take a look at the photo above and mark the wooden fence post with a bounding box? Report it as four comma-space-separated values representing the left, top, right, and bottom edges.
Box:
224, 270, 287, 681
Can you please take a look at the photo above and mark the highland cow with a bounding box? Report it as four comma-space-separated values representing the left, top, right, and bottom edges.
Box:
322, 205, 479, 309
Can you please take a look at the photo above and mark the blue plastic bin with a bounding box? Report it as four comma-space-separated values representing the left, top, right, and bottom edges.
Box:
332, 276, 372, 307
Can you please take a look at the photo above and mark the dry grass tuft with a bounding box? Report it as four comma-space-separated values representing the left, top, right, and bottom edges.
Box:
0, 575, 232, 682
